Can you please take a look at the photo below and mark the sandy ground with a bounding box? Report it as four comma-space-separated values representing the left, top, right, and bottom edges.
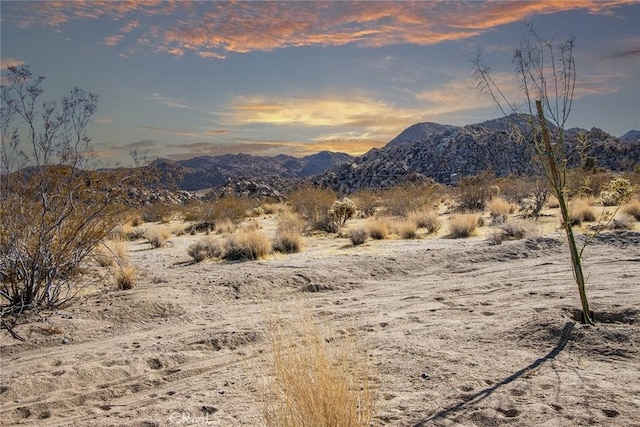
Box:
1, 212, 639, 427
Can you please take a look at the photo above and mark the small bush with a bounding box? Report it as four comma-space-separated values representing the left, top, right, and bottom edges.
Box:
622, 199, 640, 221
349, 228, 368, 246
456, 171, 498, 211
393, 220, 418, 239
145, 225, 172, 248
311, 215, 340, 233
569, 198, 597, 225
609, 214, 633, 230
141, 203, 173, 223
329, 198, 357, 225
215, 218, 237, 235
116, 265, 136, 290
409, 209, 441, 234
224, 230, 271, 261
187, 237, 224, 262
449, 214, 479, 238
487, 197, 516, 223
547, 195, 560, 209
277, 212, 307, 235
272, 230, 303, 254
288, 185, 337, 224
95, 240, 128, 267
366, 220, 389, 240
351, 190, 379, 217
599, 177, 634, 206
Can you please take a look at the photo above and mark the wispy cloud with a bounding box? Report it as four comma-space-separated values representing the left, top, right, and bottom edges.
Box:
137, 124, 229, 139
147, 93, 196, 110
4, 1, 635, 58
0, 57, 25, 70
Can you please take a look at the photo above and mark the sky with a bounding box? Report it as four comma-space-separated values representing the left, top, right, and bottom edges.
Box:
1, 1, 639, 166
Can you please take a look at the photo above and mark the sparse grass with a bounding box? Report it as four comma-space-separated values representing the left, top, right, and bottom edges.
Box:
170, 222, 186, 236
215, 218, 237, 235
568, 197, 597, 225
94, 240, 128, 267
366, 219, 390, 240
272, 230, 303, 254
115, 265, 136, 290
224, 230, 271, 261
262, 312, 375, 427
187, 237, 224, 262
487, 197, 516, 223
277, 211, 307, 235
547, 195, 560, 209
449, 214, 479, 238
393, 220, 418, 239
144, 225, 172, 248
349, 228, 368, 245
622, 198, 640, 221
242, 219, 262, 232
408, 209, 441, 234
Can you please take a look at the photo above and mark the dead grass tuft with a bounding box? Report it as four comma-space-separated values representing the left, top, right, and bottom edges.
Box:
409, 209, 441, 234
115, 265, 136, 290
215, 218, 237, 235
487, 197, 516, 223
272, 230, 304, 254
366, 219, 390, 240
144, 225, 172, 248
449, 214, 479, 238
262, 312, 375, 427
393, 220, 418, 239
349, 228, 368, 246
622, 198, 640, 221
187, 237, 224, 262
224, 230, 271, 261
569, 197, 597, 225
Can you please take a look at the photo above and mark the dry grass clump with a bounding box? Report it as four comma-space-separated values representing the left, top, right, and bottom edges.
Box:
568, 197, 597, 225
94, 240, 128, 267
212, 218, 235, 235
349, 228, 368, 245
408, 209, 441, 234
144, 225, 172, 248
393, 219, 418, 239
448, 214, 479, 238
277, 211, 307, 235
224, 230, 271, 261
366, 219, 390, 240
547, 194, 560, 209
262, 313, 375, 427
608, 214, 634, 230
487, 197, 516, 223
115, 265, 136, 290
622, 198, 640, 221
272, 230, 303, 254
187, 237, 224, 262
487, 219, 533, 245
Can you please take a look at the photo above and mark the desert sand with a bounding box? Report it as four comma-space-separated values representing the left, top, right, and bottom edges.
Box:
1, 213, 639, 427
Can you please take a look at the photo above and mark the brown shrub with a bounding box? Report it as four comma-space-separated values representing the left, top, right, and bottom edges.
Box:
622, 198, 640, 221
144, 225, 172, 248
224, 230, 271, 261
487, 197, 516, 223
115, 265, 136, 290
393, 220, 418, 239
272, 230, 304, 254
187, 237, 224, 262
349, 228, 368, 246
366, 220, 390, 240
408, 209, 441, 234
287, 185, 337, 224
568, 197, 597, 225
449, 214, 479, 238
455, 171, 497, 211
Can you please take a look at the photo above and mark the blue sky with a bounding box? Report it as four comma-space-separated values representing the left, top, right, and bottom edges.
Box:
1, 1, 639, 166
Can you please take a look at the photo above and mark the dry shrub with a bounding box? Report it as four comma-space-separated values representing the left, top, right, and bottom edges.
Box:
277, 212, 307, 235
547, 194, 560, 209
393, 220, 418, 239
366, 220, 390, 240
141, 203, 174, 223
145, 225, 172, 248
351, 190, 379, 217
287, 185, 337, 224
487, 197, 516, 223
488, 219, 532, 245
224, 230, 271, 261
115, 265, 136, 290
378, 183, 436, 217
215, 218, 237, 235
329, 198, 357, 225
242, 219, 262, 232
262, 312, 374, 427
408, 209, 441, 234
272, 230, 304, 254
568, 197, 597, 225
95, 240, 128, 267
609, 214, 633, 230
349, 228, 368, 245
187, 237, 224, 262
455, 171, 497, 211
212, 195, 253, 223
622, 198, 640, 221
449, 214, 479, 238
261, 203, 283, 215
170, 223, 186, 236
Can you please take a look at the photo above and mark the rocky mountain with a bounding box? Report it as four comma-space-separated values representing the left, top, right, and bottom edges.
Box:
621, 130, 640, 144
317, 114, 640, 193
151, 151, 353, 191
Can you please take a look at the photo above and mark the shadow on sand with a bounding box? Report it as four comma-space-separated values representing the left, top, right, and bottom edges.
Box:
411, 321, 575, 426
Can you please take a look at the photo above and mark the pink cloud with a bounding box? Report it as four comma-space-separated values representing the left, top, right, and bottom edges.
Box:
5, 1, 636, 57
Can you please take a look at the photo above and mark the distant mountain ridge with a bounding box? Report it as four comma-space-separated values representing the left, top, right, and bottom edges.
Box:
152, 151, 354, 191
317, 114, 640, 193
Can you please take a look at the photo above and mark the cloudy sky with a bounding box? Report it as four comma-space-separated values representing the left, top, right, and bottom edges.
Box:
1, 1, 638, 165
